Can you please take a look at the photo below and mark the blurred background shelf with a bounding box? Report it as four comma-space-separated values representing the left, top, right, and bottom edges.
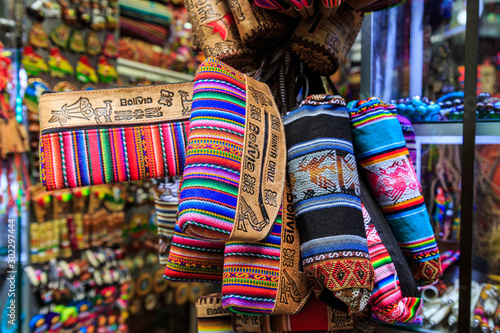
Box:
117, 58, 194, 83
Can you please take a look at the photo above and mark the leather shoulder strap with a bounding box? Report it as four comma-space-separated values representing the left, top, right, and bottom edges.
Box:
39, 82, 194, 132
230, 76, 287, 242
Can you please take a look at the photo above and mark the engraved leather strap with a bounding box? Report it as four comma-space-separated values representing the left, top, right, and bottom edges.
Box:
273, 181, 311, 314
230, 76, 286, 242
39, 82, 194, 132
327, 305, 356, 330
196, 294, 231, 318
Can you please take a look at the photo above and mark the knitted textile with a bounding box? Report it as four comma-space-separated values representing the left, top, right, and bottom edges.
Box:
177, 59, 247, 241
40, 121, 188, 191
164, 224, 225, 282
348, 98, 441, 286
222, 210, 282, 314
284, 95, 373, 313
396, 115, 417, 172
362, 204, 422, 323
155, 198, 177, 264
156, 199, 177, 238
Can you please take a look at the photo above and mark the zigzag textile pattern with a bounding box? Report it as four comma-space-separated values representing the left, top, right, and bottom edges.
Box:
348, 97, 441, 286
178, 59, 247, 242
40, 122, 189, 191
284, 94, 374, 314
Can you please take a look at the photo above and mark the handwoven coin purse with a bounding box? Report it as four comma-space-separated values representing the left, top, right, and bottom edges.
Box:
177, 58, 287, 244
39, 81, 193, 191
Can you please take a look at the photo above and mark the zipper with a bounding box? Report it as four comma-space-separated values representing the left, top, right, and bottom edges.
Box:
258, 112, 271, 228
41, 118, 189, 135
360, 178, 420, 298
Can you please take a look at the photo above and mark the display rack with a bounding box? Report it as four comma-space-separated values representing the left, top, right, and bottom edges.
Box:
117, 58, 194, 83
414, 122, 500, 181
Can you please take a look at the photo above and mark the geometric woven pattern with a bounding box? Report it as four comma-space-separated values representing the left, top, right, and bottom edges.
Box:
40, 121, 188, 190
221, 210, 281, 314
164, 223, 225, 283
363, 204, 423, 323
349, 97, 441, 286
284, 95, 373, 313
177, 58, 247, 241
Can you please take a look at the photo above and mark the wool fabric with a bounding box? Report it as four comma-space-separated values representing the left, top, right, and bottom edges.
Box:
40, 121, 188, 191
284, 94, 374, 313
164, 223, 225, 283
155, 198, 177, 265
362, 203, 423, 323
348, 97, 441, 286
177, 59, 247, 242
221, 210, 282, 314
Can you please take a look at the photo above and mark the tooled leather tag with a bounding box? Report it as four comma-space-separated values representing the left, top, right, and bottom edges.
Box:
327, 305, 356, 330
272, 181, 311, 314
230, 77, 286, 242
39, 82, 194, 132
231, 313, 262, 332
196, 294, 231, 318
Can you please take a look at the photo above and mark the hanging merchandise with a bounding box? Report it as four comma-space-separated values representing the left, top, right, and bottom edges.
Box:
153, 178, 179, 265
81, 83, 96, 90
184, 0, 258, 71
0, 44, 13, 119
348, 98, 441, 287
76, 0, 92, 26
50, 23, 72, 49
283, 95, 373, 314
86, 31, 102, 55
27, 0, 62, 21
29, 21, 51, 49
22, 46, 49, 76
91, 0, 107, 31
75, 55, 98, 83
226, 0, 289, 47
105, 5, 118, 31
69, 29, 86, 53
24, 78, 50, 147
197, 293, 355, 332
103, 33, 118, 58
37, 81, 193, 190
360, 180, 423, 324
48, 47, 74, 78
96, 55, 118, 83
53, 81, 79, 91
290, 4, 364, 75
60, 0, 78, 25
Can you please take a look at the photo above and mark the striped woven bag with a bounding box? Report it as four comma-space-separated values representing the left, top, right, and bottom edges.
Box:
39, 81, 194, 191
177, 59, 287, 244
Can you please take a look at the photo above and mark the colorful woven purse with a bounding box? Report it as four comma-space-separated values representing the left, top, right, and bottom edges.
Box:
360, 179, 423, 324
39, 82, 193, 191
177, 58, 287, 244
283, 95, 374, 314
221, 181, 311, 315
163, 223, 225, 283
348, 98, 441, 287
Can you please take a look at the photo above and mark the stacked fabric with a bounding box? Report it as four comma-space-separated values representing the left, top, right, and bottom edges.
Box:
119, 0, 173, 46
